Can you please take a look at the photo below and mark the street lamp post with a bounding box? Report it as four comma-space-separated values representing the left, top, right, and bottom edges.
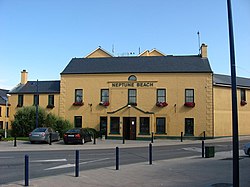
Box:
35, 79, 39, 129
4, 94, 11, 138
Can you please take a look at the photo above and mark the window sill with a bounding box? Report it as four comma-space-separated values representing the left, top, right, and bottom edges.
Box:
138, 133, 150, 135
73, 102, 84, 106
109, 132, 120, 135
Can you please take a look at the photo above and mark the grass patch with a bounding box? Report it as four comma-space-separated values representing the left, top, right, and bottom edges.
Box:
1, 137, 29, 141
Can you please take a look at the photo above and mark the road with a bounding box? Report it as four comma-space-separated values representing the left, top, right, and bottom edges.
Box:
0, 140, 249, 185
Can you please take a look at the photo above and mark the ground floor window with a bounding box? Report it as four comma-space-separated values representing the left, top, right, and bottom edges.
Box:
74, 116, 82, 128
0, 121, 3, 129
156, 118, 166, 134
185, 118, 194, 136
140, 117, 150, 134
110, 117, 120, 134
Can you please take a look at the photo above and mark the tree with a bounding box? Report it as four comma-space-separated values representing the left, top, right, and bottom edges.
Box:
11, 106, 72, 137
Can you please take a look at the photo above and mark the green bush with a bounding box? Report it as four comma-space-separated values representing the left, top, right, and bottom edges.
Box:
11, 106, 72, 137
84, 127, 98, 138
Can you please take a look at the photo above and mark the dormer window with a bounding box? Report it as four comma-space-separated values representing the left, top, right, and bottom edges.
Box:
128, 75, 137, 81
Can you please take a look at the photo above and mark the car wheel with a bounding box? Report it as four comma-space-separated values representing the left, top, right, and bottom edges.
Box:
247, 149, 250, 157
82, 138, 85, 144
30, 141, 34, 144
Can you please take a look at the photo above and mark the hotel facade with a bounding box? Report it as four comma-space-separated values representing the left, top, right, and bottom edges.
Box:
7, 44, 250, 139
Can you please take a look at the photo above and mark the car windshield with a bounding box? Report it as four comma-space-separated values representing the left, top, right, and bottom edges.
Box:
33, 128, 47, 132
67, 129, 80, 133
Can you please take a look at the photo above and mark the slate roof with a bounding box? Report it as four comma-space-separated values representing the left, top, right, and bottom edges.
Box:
0, 89, 9, 105
213, 74, 250, 88
9, 81, 60, 94
61, 56, 212, 74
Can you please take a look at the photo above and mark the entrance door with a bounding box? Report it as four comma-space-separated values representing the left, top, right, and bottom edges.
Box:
100, 117, 107, 138
123, 117, 136, 140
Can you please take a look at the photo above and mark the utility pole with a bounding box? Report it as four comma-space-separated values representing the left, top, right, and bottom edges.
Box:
226, 0, 239, 186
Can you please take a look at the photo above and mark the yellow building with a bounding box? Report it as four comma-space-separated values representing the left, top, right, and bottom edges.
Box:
0, 89, 10, 138
7, 44, 250, 139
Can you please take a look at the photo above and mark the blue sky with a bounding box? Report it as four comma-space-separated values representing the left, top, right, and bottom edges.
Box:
0, 0, 249, 89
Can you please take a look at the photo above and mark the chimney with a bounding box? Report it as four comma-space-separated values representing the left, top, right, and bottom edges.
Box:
21, 70, 28, 84
201, 43, 208, 58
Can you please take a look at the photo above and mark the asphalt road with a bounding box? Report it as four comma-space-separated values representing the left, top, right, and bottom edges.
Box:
0, 140, 249, 185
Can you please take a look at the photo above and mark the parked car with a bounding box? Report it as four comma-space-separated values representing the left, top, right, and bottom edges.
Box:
243, 142, 250, 156
29, 127, 60, 144
63, 128, 92, 144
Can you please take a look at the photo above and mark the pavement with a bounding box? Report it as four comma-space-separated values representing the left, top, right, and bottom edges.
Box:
0, 136, 250, 187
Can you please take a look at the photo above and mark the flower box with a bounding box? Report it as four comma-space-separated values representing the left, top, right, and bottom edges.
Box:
129, 102, 137, 106
156, 102, 168, 107
240, 100, 247, 106
73, 102, 84, 106
47, 105, 55, 109
184, 102, 195, 107
99, 101, 110, 107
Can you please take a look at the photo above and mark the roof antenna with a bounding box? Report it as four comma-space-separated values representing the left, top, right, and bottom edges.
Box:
139, 47, 141, 54
197, 31, 201, 55
112, 44, 115, 54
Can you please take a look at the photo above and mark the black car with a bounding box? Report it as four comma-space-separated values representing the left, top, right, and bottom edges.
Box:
63, 128, 92, 144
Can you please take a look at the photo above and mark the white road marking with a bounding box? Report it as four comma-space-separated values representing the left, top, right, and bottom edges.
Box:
44, 158, 110, 171
31, 159, 67, 163
182, 147, 202, 153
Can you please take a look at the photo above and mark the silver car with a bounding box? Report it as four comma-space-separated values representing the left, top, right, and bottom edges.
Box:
243, 142, 250, 156
29, 127, 60, 144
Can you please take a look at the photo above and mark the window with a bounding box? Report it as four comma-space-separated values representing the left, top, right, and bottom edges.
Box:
74, 116, 82, 128
157, 89, 166, 102
128, 89, 137, 105
7, 107, 9, 117
101, 89, 109, 102
140, 117, 150, 134
33, 94, 39, 106
156, 118, 166, 134
0, 107, 1, 117
185, 89, 194, 103
75, 89, 83, 103
47, 95, 54, 108
0, 121, 3, 129
128, 75, 137, 81
185, 118, 194, 136
110, 117, 120, 134
18, 95, 23, 107
241, 89, 246, 101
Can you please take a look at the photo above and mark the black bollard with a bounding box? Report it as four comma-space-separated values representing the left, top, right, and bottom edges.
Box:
151, 132, 154, 143
203, 131, 206, 140
75, 150, 79, 177
116, 147, 119, 170
93, 134, 96, 144
149, 143, 152, 165
202, 140, 205, 158
24, 155, 29, 186
181, 132, 183, 142
49, 133, 52, 145
14, 136, 17, 147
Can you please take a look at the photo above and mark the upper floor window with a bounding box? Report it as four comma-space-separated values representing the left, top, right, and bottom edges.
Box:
128, 89, 137, 105
18, 94, 23, 107
47, 95, 54, 108
128, 75, 137, 81
185, 89, 194, 103
0, 107, 2, 117
75, 89, 83, 103
101, 89, 109, 102
7, 107, 9, 117
240, 89, 247, 106
157, 89, 166, 102
33, 94, 39, 106
241, 89, 246, 101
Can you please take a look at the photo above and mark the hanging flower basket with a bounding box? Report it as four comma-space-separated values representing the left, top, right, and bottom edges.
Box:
73, 102, 84, 106
99, 101, 110, 107
156, 102, 168, 107
184, 102, 195, 107
240, 100, 247, 106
